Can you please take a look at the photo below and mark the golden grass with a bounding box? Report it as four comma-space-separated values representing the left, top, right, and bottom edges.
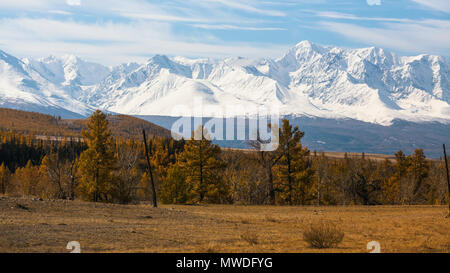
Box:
0, 197, 448, 253
303, 220, 345, 248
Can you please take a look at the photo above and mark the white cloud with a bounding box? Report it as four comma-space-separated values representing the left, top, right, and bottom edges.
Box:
411, 0, 450, 13
0, 0, 58, 9
199, 0, 285, 17
367, 0, 381, 6
320, 19, 450, 56
315, 11, 412, 22
192, 24, 286, 31
0, 18, 287, 65
66, 0, 81, 6
117, 11, 209, 23
48, 10, 72, 15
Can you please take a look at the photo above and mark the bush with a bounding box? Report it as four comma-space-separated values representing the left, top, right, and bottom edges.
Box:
303, 221, 344, 248
240, 231, 259, 245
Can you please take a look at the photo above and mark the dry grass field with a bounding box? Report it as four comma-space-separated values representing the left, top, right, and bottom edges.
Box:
0, 196, 448, 253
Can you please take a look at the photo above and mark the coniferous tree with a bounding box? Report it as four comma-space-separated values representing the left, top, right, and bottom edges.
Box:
160, 164, 188, 204
389, 150, 410, 203
77, 110, 116, 202
408, 149, 430, 202
178, 126, 227, 203
0, 162, 10, 195
378, 159, 397, 204
274, 119, 314, 205
11, 160, 41, 197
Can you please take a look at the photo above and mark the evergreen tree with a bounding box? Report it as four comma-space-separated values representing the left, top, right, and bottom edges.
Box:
274, 119, 314, 205
0, 162, 10, 194
408, 149, 430, 202
178, 126, 227, 203
12, 160, 41, 197
382, 153, 406, 204
77, 110, 116, 202
160, 164, 188, 204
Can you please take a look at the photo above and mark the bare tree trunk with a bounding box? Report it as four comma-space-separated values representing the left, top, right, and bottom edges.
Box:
267, 165, 275, 205
443, 144, 450, 217
143, 129, 158, 208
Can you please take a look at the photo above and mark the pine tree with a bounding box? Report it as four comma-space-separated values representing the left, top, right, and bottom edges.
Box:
274, 119, 314, 205
77, 110, 116, 202
379, 159, 397, 204
160, 164, 188, 204
178, 126, 227, 203
387, 150, 410, 204
0, 162, 10, 195
409, 149, 430, 202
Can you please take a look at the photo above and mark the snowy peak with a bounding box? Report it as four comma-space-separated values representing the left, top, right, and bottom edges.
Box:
80, 42, 450, 124
0, 42, 449, 125
0, 49, 96, 118
25, 54, 110, 87
0, 50, 31, 78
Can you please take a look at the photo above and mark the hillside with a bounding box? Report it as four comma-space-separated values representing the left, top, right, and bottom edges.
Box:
0, 108, 171, 139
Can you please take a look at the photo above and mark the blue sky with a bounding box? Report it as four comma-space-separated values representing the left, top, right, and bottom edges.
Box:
0, 0, 449, 65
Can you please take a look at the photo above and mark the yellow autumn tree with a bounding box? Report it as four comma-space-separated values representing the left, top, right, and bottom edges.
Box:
408, 149, 430, 203
0, 163, 10, 195
274, 119, 314, 205
11, 160, 41, 197
177, 126, 228, 204
77, 110, 116, 202
160, 164, 188, 204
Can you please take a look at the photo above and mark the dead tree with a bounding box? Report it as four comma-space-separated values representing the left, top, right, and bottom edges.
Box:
143, 129, 157, 208
443, 144, 450, 217
249, 129, 282, 205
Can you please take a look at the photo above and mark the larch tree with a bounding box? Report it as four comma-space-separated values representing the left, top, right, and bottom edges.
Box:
77, 110, 116, 202
160, 164, 188, 204
0, 162, 10, 195
274, 119, 314, 205
12, 160, 40, 197
409, 149, 430, 202
383, 151, 408, 204
178, 126, 227, 204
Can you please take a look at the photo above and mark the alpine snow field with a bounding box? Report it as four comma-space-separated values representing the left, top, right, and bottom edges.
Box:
1, 41, 449, 157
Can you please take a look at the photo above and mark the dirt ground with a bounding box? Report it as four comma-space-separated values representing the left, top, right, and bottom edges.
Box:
0, 196, 448, 253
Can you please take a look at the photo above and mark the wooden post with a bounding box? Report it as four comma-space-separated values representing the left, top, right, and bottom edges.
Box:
143, 129, 157, 208
443, 144, 450, 217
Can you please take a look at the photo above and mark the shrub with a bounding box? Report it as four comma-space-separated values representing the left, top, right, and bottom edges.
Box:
303, 221, 344, 248
265, 215, 279, 223
241, 231, 258, 245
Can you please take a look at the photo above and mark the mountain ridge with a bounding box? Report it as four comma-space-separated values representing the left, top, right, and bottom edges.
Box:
0, 41, 449, 126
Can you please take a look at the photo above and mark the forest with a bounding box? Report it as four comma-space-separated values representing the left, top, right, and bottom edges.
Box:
0, 110, 448, 206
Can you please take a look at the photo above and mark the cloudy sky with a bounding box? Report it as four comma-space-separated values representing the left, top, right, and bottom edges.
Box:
0, 0, 449, 65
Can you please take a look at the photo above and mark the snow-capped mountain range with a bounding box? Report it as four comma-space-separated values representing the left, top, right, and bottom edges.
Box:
1, 41, 449, 125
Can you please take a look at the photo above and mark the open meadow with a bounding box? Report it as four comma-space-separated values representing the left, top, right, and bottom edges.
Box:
0, 197, 448, 253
